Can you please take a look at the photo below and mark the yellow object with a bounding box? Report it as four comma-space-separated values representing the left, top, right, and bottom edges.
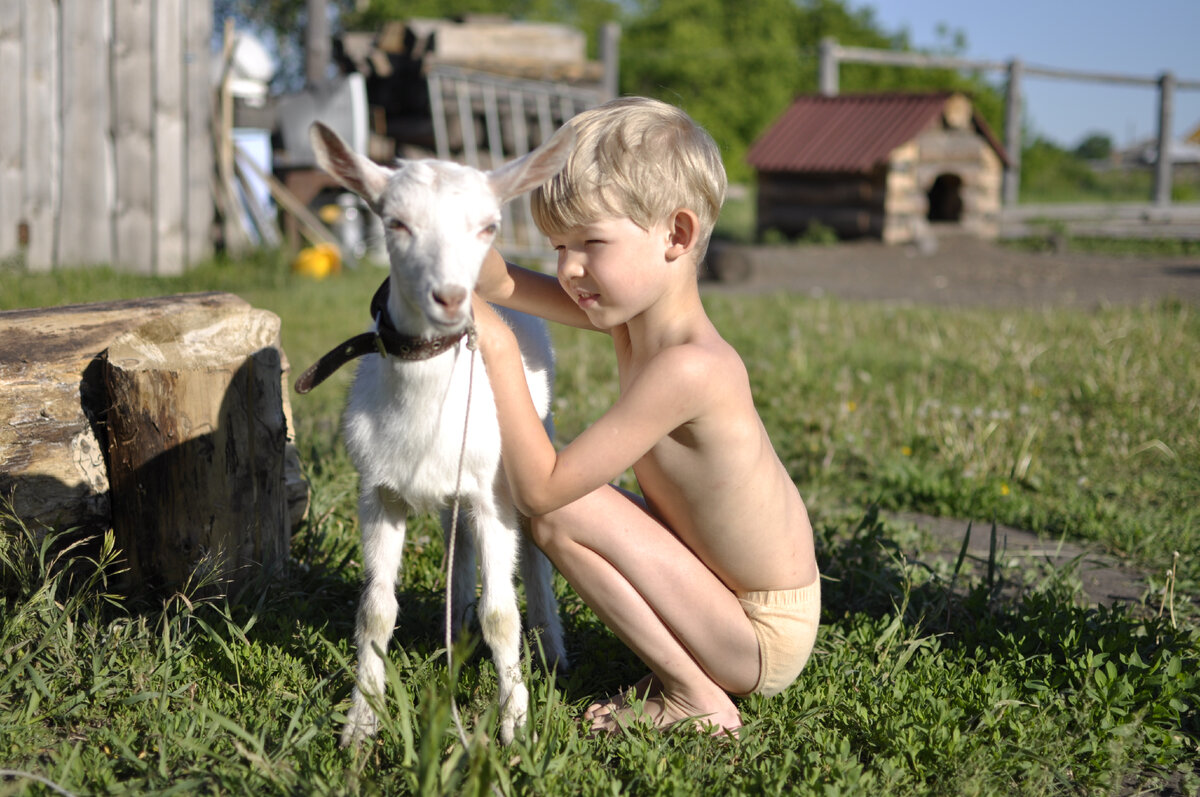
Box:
292, 243, 342, 279
318, 204, 342, 225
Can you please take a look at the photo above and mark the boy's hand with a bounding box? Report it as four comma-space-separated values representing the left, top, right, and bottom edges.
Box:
476, 248, 515, 302
471, 293, 517, 356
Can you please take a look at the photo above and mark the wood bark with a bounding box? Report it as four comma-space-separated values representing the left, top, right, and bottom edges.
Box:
0, 293, 308, 594
104, 304, 289, 592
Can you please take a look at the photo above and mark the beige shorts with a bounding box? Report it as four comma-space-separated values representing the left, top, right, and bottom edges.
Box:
734, 575, 821, 697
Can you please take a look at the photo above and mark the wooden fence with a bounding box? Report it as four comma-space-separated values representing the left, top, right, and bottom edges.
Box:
0, 0, 213, 275
818, 39, 1200, 208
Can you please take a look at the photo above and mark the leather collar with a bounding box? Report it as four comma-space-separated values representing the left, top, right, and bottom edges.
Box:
294, 278, 470, 394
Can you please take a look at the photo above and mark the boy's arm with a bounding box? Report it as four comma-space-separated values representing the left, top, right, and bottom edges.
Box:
478, 249, 600, 331
473, 297, 703, 516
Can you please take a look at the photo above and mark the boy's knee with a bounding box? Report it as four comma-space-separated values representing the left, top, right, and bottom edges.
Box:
526, 506, 577, 552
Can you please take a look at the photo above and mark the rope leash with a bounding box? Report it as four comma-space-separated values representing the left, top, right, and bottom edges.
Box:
444, 325, 478, 751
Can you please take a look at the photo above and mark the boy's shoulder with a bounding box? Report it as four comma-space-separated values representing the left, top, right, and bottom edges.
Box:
636, 330, 747, 397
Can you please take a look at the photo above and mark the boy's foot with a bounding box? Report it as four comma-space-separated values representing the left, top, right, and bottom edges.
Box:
584, 674, 741, 738
584, 673, 661, 723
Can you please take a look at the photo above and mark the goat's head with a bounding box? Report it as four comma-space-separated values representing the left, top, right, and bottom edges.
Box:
309, 122, 574, 333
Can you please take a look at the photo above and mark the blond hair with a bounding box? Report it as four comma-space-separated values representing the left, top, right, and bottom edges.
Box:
532, 97, 727, 259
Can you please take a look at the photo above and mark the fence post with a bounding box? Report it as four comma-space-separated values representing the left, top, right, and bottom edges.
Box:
1003, 58, 1024, 207
819, 38, 839, 96
0, 1, 20, 260
1154, 71, 1175, 206
58, 0, 115, 268
600, 22, 620, 101
305, 0, 329, 88
21, 0, 58, 272
185, 0, 214, 268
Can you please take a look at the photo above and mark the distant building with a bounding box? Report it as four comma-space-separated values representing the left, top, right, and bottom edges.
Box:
746, 92, 1009, 244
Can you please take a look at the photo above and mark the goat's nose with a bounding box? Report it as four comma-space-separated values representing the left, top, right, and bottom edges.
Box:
432, 286, 468, 314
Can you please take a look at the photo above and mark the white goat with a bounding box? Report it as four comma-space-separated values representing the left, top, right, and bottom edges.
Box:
299, 122, 574, 746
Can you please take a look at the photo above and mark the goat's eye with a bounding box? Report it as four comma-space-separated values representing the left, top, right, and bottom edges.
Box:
481, 223, 499, 237
386, 218, 410, 235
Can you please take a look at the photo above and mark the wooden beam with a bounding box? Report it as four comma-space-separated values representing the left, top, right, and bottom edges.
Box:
113, 0, 155, 274
184, 0, 214, 267
1154, 72, 1175, 207
57, 0, 115, 267
0, 1, 21, 259
154, 0, 187, 275
1003, 59, 1024, 208
22, 0, 59, 272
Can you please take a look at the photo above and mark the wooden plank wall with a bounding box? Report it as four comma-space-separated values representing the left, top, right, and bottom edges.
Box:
0, 0, 213, 274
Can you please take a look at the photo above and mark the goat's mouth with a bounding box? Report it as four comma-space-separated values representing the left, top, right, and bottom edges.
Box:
426, 286, 472, 331
424, 307, 472, 333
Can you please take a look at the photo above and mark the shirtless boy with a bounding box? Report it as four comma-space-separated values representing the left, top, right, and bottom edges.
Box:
471, 96, 820, 736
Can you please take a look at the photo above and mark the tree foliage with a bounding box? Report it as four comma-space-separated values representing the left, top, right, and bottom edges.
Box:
219, 0, 1009, 182
619, 0, 1005, 180
1074, 132, 1114, 161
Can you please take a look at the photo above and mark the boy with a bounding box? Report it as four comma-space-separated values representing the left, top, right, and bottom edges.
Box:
471, 97, 819, 736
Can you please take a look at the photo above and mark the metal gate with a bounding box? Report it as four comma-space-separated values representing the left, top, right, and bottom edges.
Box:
426, 63, 610, 262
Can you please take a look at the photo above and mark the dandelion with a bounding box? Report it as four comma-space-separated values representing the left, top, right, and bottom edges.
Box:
901, 446, 913, 456
845, 400, 857, 413
1000, 483, 1011, 496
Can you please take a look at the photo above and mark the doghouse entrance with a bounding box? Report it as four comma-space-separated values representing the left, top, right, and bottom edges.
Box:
927, 174, 964, 223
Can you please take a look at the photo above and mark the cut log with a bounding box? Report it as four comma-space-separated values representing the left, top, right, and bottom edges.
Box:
0, 293, 309, 593
104, 305, 290, 592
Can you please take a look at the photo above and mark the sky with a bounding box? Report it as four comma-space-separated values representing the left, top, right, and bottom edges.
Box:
860, 0, 1200, 150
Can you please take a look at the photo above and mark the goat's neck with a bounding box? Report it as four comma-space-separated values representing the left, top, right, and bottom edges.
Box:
381, 278, 448, 341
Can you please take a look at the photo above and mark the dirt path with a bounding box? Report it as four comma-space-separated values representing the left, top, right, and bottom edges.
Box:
704, 235, 1198, 608
888, 512, 1154, 608
705, 234, 1200, 309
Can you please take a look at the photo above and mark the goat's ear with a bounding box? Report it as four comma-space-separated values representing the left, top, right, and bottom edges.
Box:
309, 122, 390, 207
488, 125, 576, 203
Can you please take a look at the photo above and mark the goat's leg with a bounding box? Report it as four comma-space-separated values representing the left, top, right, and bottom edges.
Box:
341, 486, 408, 748
440, 506, 478, 639
519, 529, 567, 670
471, 502, 527, 744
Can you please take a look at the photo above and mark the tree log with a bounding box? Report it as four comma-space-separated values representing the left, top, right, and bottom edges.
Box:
0, 293, 308, 594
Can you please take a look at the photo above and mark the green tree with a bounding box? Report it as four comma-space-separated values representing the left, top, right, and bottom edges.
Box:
1019, 136, 1100, 201
620, 0, 1005, 181
620, 0, 802, 182
1074, 132, 1113, 161
222, 0, 1009, 183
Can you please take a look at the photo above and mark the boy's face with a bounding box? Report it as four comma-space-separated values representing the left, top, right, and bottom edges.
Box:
550, 216, 673, 329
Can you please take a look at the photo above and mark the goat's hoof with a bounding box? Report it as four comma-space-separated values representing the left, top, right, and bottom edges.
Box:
499, 686, 530, 745
545, 648, 569, 674
341, 703, 379, 748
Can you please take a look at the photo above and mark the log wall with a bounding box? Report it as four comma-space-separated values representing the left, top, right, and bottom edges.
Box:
756, 126, 1004, 244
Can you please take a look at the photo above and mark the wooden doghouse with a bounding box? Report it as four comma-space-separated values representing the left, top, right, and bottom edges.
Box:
746, 92, 1009, 244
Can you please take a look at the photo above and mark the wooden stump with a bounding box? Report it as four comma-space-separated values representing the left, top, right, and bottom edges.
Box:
0, 293, 308, 594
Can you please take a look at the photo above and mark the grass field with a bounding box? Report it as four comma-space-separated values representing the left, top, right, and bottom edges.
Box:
1, 252, 1197, 795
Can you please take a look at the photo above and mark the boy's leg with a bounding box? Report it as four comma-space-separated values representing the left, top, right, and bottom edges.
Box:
529, 484, 760, 732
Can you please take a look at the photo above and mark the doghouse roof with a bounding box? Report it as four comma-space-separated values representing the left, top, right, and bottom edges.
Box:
746, 92, 1010, 174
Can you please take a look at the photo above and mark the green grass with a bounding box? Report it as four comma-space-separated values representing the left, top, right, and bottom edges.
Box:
1004, 233, 1200, 258
2, 254, 1198, 794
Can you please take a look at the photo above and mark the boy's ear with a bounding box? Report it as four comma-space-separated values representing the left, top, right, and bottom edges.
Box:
664, 209, 701, 261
